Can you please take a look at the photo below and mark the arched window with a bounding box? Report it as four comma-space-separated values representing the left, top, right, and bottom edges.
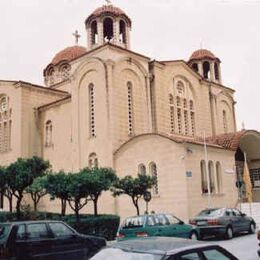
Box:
91, 20, 98, 44
203, 61, 210, 79
103, 18, 114, 42
223, 110, 228, 133
127, 82, 134, 136
119, 20, 126, 43
208, 161, 216, 193
190, 101, 195, 136
149, 162, 159, 195
192, 63, 198, 72
169, 94, 175, 133
214, 63, 219, 80
138, 164, 146, 175
216, 162, 222, 193
200, 160, 207, 194
59, 63, 70, 80
45, 120, 53, 147
0, 95, 11, 153
89, 84, 96, 138
88, 153, 98, 168
176, 81, 184, 96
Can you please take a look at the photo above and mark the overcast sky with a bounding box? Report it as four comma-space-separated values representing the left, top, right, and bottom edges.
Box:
0, 0, 259, 131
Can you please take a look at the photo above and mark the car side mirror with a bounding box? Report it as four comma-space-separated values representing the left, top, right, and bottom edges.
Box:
241, 213, 246, 217
178, 221, 184, 225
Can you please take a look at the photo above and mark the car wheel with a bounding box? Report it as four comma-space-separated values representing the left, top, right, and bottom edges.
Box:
189, 231, 198, 240
225, 226, 233, 239
248, 222, 255, 234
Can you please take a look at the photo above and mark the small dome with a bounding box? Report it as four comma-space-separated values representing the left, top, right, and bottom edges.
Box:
189, 49, 219, 62
85, 5, 131, 26
51, 45, 87, 65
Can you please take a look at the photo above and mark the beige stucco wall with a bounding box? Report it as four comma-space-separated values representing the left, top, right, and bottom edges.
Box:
111, 134, 237, 222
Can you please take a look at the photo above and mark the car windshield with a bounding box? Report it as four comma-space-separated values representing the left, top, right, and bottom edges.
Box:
90, 248, 162, 260
197, 208, 224, 217
122, 216, 145, 228
0, 224, 11, 242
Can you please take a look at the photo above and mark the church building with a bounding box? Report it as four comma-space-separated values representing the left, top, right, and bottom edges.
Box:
1, 3, 260, 221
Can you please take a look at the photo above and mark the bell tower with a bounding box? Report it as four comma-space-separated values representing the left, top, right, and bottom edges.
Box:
85, 2, 132, 50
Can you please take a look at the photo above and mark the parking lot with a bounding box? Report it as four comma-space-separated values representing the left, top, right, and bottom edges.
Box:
203, 233, 258, 260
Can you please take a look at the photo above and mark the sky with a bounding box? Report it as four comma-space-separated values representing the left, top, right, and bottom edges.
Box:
0, 0, 259, 131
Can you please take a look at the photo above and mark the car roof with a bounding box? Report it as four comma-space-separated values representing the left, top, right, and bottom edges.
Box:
111, 237, 215, 255
0, 220, 65, 225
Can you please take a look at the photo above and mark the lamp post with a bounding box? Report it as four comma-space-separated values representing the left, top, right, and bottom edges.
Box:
143, 191, 151, 214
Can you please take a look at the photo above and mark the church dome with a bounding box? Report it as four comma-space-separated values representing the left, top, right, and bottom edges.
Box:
189, 49, 219, 62
51, 45, 87, 65
85, 4, 131, 26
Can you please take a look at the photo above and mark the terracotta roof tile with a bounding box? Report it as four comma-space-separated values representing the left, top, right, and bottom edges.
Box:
51, 46, 87, 66
85, 5, 131, 26
189, 49, 219, 62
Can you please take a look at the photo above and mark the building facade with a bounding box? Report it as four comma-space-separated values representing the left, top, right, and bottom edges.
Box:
1, 3, 260, 220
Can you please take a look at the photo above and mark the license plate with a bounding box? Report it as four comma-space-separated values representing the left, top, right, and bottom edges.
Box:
197, 221, 207, 226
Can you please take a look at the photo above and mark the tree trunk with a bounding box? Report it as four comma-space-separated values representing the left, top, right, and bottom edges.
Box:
61, 199, 66, 216
33, 200, 37, 212
93, 197, 98, 216
132, 197, 139, 216
16, 196, 23, 220
8, 196, 12, 213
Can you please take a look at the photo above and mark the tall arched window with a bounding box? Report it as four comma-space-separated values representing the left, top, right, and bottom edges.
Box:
170, 80, 195, 136
216, 162, 222, 193
200, 160, 207, 194
127, 82, 134, 136
169, 94, 175, 133
91, 20, 98, 44
203, 61, 210, 79
138, 164, 146, 175
149, 162, 159, 195
89, 84, 96, 138
223, 110, 228, 133
88, 153, 98, 168
103, 18, 114, 42
119, 20, 126, 43
0, 95, 12, 153
214, 63, 219, 80
208, 161, 216, 193
45, 120, 53, 147
190, 100, 195, 136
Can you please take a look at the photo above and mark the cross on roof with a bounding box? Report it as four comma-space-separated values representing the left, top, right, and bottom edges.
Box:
73, 30, 81, 45
105, 0, 112, 5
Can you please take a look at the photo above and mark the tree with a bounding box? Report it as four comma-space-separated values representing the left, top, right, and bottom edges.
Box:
26, 176, 48, 212
67, 172, 90, 222
0, 166, 13, 212
82, 167, 117, 216
6, 156, 50, 219
45, 171, 70, 216
112, 173, 156, 216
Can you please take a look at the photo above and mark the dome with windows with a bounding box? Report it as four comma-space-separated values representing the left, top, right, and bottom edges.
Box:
50, 45, 87, 66
85, 4, 131, 26
189, 49, 220, 62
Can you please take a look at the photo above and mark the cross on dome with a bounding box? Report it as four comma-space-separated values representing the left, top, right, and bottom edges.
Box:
72, 30, 81, 45
105, 0, 112, 5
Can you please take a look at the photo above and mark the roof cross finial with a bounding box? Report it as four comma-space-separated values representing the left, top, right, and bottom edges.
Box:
73, 30, 81, 45
105, 0, 112, 5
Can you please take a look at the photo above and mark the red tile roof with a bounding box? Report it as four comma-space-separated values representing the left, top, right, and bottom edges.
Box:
51, 46, 87, 66
189, 49, 219, 62
85, 5, 131, 26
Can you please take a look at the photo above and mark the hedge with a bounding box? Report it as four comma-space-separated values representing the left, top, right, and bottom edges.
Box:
0, 212, 120, 241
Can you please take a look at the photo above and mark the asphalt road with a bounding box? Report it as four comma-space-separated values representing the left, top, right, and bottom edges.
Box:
202, 233, 259, 260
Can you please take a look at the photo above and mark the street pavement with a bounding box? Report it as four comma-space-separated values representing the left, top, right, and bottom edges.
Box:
202, 233, 259, 260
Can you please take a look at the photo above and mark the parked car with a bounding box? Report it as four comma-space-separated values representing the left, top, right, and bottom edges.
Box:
0, 220, 106, 259
189, 207, 256, 239
91, 236, 238, 260
117, 213, 199, 241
